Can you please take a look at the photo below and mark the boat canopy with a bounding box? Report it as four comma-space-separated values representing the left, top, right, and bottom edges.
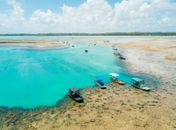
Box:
109, 73, 119, 77
132, 78, 144, 82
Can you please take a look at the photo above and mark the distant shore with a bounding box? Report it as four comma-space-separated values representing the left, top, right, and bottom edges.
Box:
0, 40, 69, 50
0, 40, 59, 44
0, 32, 176, 36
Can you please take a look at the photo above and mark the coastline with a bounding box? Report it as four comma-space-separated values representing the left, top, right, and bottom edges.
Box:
0, 40, 69, 50
1, 84, 176, 130
0, 37, 176, 130
113, 39, 176, 89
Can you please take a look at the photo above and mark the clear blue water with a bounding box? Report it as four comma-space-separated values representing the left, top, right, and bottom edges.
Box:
0, 41, 129, 108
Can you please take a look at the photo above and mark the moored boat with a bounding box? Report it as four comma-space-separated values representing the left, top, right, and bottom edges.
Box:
68, 87, 84, 103
119, 55, 126, 60
94, 80, 106, 89
131, 78, 151, 91
94, 76, 107, 89
109, 73, 125, 85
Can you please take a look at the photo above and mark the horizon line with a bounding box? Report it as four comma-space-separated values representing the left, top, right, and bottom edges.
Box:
0, 32, 176, 36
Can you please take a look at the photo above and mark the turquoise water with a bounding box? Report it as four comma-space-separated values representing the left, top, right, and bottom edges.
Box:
0, 42, 126, 108
0, 35, 163, 108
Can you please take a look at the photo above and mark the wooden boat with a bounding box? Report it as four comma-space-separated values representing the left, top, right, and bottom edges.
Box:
111, 78, 125, 85
109, 73, 125, 85
68, 88, 84, 103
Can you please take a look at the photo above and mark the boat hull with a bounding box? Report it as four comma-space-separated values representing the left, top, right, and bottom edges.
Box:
68, 94, 84, 103
111, 78, 125, 85
132, 85, 151, 91
94, 80, 106, 89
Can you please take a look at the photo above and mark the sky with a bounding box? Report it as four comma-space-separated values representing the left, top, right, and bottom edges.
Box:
0, 0, 176, 33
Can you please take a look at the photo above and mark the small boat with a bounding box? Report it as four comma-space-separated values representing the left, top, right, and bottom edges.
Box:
94, 76, 107, 89
131, 78, 151, 91
68, 88, 84, 103
109, 73, 125, 85
94, 80, 106, 89
119, 55, 126, 60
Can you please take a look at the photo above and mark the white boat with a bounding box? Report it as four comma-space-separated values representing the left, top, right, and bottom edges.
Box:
131, 78, 150, 91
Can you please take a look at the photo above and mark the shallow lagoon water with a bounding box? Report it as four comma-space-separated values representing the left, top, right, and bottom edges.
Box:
0, 42, 128, 108
0, 35, 162, 108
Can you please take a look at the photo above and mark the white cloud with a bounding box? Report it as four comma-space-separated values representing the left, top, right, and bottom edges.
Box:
7, 0, 24, 15
0, 0, 26, 33
0, 0, 176, 33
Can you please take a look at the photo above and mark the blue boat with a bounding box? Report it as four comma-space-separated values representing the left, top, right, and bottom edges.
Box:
94, 76, 107, 89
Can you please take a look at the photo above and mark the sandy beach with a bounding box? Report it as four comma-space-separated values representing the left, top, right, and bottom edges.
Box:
0, 40, 69, 50
0, 36, 176, 130
113, 38, 176, 89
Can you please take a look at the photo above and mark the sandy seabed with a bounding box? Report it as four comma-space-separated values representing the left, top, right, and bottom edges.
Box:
0, 36, 176, 130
